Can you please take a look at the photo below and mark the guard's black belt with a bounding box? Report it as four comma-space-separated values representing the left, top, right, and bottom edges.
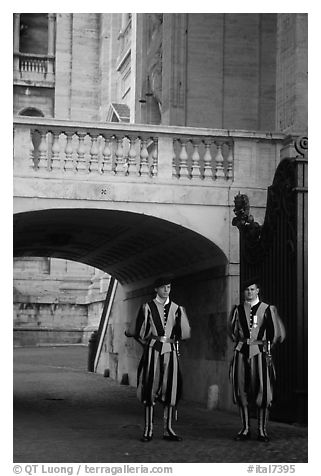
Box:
239, 339, 266, 345
151, 336, 176, 343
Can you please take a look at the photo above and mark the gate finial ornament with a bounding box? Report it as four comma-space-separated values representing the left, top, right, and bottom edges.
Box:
294, 136, 308, 159
232, 192, 254, 229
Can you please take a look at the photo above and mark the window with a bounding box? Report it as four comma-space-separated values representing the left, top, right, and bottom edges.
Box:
20, 13, 48, 55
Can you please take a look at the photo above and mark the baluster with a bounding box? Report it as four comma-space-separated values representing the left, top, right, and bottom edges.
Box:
37, 130, 49, 170
96, 135, 104, 174
89, 133, 99, 173
101, 136, 113, 174
63, 131, 75, 172
178, 140, 190, 178
226, 141, 234, 180
114, 137, 124, 174
172, 139, 179, 178
75, 132, 87, 173
26, 130, 36, 170
191, 139, 201, 179
139, 138, 149, 176
214, 141, 225, 179
203, 139, 213, 179
151, 138, 158, 176
127, 136, 137, 175
23, 130, 36, 170
50, 131, 61, 171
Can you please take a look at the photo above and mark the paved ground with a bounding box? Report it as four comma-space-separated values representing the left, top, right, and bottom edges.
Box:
13, 345, 308, 464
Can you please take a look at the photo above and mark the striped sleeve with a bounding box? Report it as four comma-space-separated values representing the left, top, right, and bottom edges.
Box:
134, 303, 151, 344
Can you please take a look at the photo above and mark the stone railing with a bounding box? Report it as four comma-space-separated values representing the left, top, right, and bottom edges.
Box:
13, 53, 55, 83
13, 117, 286, 185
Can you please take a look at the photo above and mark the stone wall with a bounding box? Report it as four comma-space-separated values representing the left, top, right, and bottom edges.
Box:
14, 86, 54, 117
55, 13, 101, 121
185, 13, 277, 130
13, 257, 109, 346
276, 13, 308, 134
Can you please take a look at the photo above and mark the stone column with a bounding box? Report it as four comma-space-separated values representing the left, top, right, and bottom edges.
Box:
13, 13, 20, 75
48, 14, 56, 56
47, 13, 55, 80
276, 13, 308, 135
161, 13, 188, 126
131, 14, 147, 123
54, 13, 73, 118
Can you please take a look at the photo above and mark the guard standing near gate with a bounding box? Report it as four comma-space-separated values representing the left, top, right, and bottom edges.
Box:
125, 276, 191, 442
228, 279, 286, 442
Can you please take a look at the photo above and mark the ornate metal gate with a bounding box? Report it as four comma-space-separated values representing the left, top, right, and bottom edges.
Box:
232, 137, 308, 424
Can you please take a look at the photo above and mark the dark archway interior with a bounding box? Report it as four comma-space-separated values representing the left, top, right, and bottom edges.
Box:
14, 208, 227, 285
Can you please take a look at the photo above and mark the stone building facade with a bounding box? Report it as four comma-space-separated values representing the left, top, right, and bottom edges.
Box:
13, 257, 110, 345
13, 13, 307, 131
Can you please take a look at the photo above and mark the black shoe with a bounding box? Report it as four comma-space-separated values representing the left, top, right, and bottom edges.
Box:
257, 434, 270, 442
163, 434, 182, 442
234, 431, 251, 441
140, 435, 153, 442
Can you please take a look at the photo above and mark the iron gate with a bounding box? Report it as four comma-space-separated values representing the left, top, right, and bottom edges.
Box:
232, 136, 308, 424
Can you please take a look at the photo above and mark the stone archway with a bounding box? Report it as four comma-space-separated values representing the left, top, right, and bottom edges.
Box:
13, 207, 227, 286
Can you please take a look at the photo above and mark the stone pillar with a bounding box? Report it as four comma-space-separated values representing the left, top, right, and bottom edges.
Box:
13, 13, 20, 53
161, 13, 188, 126
276, 13, 308, 134
54, 13, 73, 119
13, 13, 20, 74
131, 14, 147, 123
47, 13, 56, 80
69, 13, 100, 121
48, 14, 56, 56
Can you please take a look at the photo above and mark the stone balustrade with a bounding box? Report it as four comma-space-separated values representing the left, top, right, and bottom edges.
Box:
13, 53, 55, 83
13, 117, 285, 185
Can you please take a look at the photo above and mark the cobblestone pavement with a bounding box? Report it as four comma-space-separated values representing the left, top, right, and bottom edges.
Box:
13, 346, 308, 464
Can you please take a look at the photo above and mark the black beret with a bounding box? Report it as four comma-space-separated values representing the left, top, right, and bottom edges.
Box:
241, 277, 261, 290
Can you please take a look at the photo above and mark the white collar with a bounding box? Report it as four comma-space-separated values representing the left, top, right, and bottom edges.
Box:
155, 296, 170, 305
245, 297, 260, 307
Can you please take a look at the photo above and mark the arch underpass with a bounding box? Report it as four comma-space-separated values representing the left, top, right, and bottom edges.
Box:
13, 207, 232, 409
13, 207, 227, 287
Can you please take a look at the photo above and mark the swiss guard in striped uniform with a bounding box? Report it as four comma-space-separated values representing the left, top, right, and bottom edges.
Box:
228, 279, 286, 442
125, 276, 191, 442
